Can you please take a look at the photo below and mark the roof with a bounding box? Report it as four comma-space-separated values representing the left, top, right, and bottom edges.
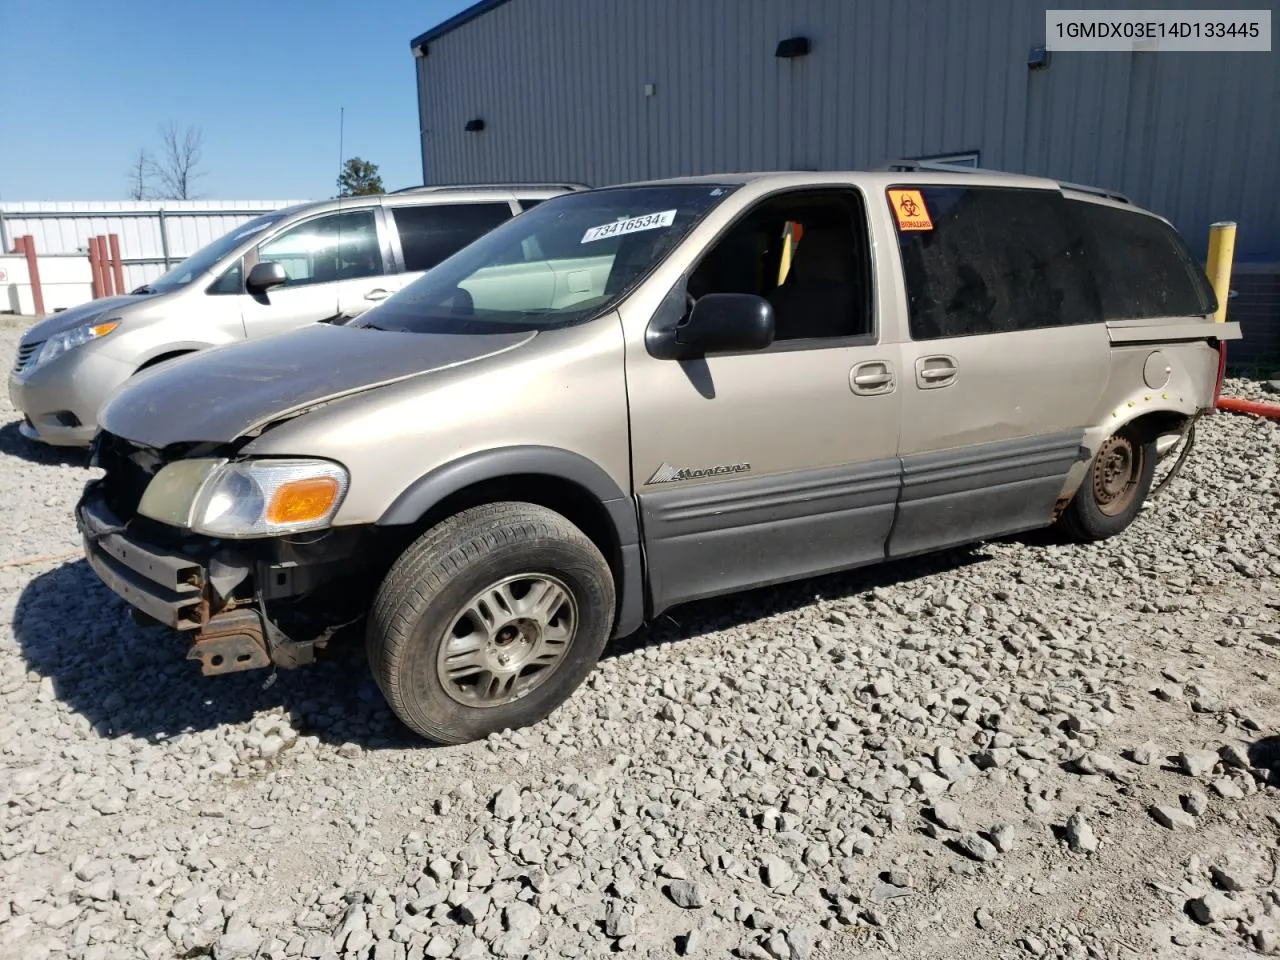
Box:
410, 0, 513, 51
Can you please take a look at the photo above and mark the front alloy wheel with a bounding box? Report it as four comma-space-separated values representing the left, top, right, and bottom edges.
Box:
367, 502, 615, 745
437, 574, 577, 707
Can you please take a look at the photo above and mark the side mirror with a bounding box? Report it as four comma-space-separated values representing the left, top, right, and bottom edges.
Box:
246, 261, 288, 293
673, 293, 775, 357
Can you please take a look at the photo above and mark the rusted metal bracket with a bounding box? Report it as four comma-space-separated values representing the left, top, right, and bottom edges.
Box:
187, 609, 272, 676
187, 607, 320, 675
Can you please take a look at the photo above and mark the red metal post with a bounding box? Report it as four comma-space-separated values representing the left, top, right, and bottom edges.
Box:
20, 235, 46, 316
88, 236, 104, 299
108, 233, 126, 297
99, 236, 116, 296
87, 236, 98, 298
13, 236, 28, 302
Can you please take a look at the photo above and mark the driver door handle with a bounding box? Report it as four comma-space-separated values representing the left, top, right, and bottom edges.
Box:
915, 355, 958, 389
364, 288, 392, 302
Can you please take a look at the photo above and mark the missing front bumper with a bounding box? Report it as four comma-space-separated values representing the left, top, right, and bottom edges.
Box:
76, 488, 323, 675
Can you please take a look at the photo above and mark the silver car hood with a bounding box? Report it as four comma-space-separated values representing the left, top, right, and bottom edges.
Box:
19, 295, 150, 343
98, 324, 535, 448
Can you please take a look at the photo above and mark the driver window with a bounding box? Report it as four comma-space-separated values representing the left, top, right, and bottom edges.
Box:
686, 189, 873, 342
256, 210, 383, 287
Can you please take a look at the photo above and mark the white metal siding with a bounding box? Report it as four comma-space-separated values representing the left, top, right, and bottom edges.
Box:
0, 199, 307, 290
415, 0, 1280, 260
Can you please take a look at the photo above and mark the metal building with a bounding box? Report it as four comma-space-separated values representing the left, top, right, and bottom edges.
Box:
411, 0, 1279, 362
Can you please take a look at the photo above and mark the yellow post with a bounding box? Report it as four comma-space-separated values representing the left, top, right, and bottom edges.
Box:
1204, 221, 1236, 323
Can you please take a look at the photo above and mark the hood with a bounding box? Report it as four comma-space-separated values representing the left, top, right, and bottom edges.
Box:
19, 295, 151, 343
99, 323, 535, 449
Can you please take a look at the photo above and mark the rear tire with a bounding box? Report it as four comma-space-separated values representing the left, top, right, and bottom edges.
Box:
367, 502, 615, 745
1057, 426, 1156, 542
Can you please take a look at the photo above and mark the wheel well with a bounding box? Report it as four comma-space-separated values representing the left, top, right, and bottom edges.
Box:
1119, 410, 1190, 444
411, 473, 623, 583
135, 349, 196, 374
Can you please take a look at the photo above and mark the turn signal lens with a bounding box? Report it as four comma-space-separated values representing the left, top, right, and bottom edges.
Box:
90, 321, 121, 338
266, 476, 341, 525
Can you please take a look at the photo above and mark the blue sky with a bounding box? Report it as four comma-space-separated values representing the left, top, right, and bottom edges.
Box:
0, 0, 474, 201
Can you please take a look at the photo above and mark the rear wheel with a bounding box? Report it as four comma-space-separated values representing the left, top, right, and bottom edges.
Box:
1057, 427, 1156, 542
367, 502, 615, 744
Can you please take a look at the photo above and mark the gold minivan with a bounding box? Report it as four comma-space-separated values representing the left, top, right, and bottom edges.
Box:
74, 168, 1241, 744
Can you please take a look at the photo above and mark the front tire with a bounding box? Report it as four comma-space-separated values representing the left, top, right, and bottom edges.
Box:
1057, 426, 1156, 542
367, 502, 615, 745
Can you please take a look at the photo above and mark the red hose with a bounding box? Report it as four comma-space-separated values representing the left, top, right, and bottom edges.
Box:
1216, 396, 1280, 420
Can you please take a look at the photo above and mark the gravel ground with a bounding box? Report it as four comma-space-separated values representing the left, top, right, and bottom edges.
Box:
1, 313, 1278, 960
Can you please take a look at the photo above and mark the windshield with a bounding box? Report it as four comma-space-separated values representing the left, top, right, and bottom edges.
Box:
142, 212, 287, 294
349, 184, 738, 334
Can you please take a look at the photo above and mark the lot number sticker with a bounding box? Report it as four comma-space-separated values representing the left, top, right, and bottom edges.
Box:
888, 190, 933, 231
582, 209, 677, 243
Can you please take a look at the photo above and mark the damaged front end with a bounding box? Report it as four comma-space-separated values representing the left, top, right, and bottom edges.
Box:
77, 432, 380, 676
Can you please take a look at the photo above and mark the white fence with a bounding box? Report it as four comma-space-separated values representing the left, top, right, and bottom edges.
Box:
0, 254, 93, 314
0, 199, 308, 295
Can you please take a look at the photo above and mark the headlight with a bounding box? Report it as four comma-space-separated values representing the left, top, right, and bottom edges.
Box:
32, 319, 121, 370
137, 458, 349, 538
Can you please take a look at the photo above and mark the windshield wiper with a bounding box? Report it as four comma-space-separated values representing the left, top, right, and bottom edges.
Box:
131, 284, 154, 295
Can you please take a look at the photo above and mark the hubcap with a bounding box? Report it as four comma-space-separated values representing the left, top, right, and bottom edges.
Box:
436, 574, 577, 708
1093, 434, 1143, 517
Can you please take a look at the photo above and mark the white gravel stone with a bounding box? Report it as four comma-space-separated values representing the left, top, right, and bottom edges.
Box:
1179, 750, 1220, 779
1065, 813, 1098, 854
954, 833, 999, 863
761, 857, 793, 890
492, 786, 522, 820
1188, 891, 1241, 925
1151, 805, 1197, 831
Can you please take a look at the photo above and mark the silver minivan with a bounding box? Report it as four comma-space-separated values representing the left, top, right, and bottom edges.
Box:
8, 183, 583, 446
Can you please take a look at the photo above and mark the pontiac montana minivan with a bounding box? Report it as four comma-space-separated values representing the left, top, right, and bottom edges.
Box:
75, 168, 1241, 745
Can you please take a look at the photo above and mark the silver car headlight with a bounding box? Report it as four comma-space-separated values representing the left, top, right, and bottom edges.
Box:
137, 458, 349, 538
30, 318, 121, 370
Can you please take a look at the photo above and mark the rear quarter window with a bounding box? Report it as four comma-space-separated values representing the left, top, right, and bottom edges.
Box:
1067, 200, 1216, 320
392, 202, 515, 273
891, 186, 1103, 340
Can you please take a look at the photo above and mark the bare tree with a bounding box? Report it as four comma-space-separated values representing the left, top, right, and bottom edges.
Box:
125, 148, 155, 200
154, 122, 206, 200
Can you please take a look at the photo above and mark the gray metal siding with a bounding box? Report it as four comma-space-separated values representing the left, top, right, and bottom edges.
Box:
416, 0, 1279, 260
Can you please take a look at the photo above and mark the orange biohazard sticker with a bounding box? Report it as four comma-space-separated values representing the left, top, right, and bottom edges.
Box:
888, 189, 933, 231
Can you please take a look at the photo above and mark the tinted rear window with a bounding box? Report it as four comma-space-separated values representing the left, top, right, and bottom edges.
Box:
1068, 200, 1216, 320
892, 186, 1102, 340
392, 202, 514, 273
